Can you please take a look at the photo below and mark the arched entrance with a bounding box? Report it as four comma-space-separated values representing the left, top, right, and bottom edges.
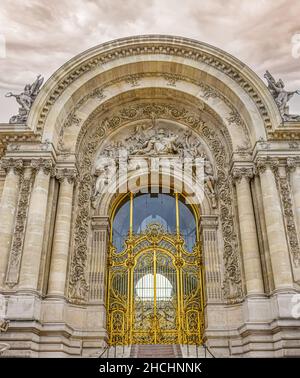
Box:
107, 192, 204, 345
1, 35, 299, 357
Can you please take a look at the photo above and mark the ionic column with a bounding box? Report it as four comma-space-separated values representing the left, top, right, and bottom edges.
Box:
256, 157, 293, 289
47, 168, 77, 297
19, 159, 53, 291
232, 166, 264, 295
0, 159, 23, 286
287, 158, 300, 238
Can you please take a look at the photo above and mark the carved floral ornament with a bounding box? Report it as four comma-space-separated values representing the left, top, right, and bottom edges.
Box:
68, 100, 244, 305
33, 37, 273, 138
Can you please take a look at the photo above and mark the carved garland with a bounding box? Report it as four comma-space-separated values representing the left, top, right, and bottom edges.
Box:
68, 102, 243, 304
35, 41, 273, 137
283, 159, 300, 266
5, 170, 34, 287
279, 176, 300, 267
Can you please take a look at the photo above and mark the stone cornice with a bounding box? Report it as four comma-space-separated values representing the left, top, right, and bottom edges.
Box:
267, 122, 300, 140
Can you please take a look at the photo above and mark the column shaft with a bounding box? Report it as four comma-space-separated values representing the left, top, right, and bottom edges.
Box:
259, 166, 293, 289
19, 163, 51, 291
290, 165, 300, 236
0, 163, 21, 286
235, 175, 264, 294
48, 177, 74, 296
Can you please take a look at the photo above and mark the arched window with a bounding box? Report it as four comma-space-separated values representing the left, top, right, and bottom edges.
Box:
111, 192, 198, 253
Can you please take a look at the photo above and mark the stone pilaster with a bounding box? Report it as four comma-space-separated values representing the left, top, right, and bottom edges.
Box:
200, 215, 222, 302
232, 166, 264, 295
5, 166, 34, 288
256, 157, 293, 289
89, 216, 110, 303
0, 159, 23, 287
19, 158, 54, 291
287, 158, 300, 250
47, 168, 77, 297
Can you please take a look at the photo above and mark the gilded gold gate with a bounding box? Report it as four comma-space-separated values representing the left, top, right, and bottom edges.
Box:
107, 193, 204, 345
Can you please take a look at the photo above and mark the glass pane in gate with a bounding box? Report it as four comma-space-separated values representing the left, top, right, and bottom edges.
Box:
156, 252, 178, 344
133, 253, 155, 344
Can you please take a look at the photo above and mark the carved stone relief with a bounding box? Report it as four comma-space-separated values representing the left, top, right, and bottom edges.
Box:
68, 101, 243, 304
91, 122, 217, 210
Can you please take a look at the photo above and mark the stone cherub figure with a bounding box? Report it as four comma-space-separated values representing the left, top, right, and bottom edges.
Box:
5, 74, 44, 123
264, 70, 300, 121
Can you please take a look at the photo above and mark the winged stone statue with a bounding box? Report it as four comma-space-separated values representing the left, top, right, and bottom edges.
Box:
5, 75, 44, 123
264, 70, 300, 121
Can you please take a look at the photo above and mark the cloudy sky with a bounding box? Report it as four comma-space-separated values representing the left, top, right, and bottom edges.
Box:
0, 0, 300, 122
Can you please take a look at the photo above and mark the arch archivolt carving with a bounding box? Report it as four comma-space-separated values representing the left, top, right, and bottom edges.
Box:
29, 36, 280, 143
67, 96, 244, 305
56, 73, 252, 154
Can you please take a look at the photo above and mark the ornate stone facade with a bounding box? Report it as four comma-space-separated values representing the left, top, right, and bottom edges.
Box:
0, 36, 300, 357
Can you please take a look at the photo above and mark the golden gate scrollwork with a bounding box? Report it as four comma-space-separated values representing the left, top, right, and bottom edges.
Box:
107, 193, 204, 345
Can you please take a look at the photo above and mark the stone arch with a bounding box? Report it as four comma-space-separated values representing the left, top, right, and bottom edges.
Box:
27, 35, 281, 148
67, 94, 242, 304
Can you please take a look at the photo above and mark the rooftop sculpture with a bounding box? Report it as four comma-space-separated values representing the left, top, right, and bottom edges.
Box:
5, 75, 44, 124
264, 70, 300, 121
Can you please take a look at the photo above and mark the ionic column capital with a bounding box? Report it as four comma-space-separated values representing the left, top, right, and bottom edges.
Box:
231, 166, 254, 184
31, 158, 55, 176
286, 157, 300, 172
56, 168, 78, 184
255, 157, 279, 175
1, 158, 23, 175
